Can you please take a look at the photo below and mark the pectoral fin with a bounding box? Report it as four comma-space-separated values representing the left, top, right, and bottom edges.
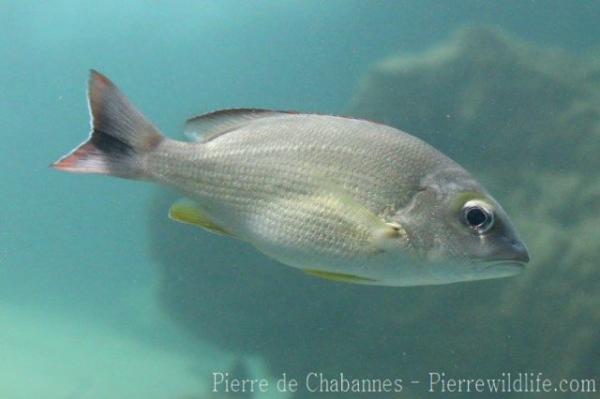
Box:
168, 198, 235, 238
312, 175, 407, 244
303, 268, 377, 284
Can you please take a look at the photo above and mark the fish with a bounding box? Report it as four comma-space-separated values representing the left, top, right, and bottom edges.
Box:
52, 70, 529, 286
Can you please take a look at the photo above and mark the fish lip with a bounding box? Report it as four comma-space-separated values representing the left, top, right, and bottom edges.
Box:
486, 259, 527, 268
498, 248, 530, 264
487, 249, 529, 265
483, 260, 526, 277
469, 250, 530, 266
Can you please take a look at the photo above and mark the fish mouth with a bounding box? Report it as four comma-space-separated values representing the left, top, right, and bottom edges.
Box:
483, 260, 526, 277
470, 237, 529, 279
488, 237, 530, 264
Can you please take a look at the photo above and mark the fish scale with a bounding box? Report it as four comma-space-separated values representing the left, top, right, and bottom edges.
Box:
150, 121, 427, 229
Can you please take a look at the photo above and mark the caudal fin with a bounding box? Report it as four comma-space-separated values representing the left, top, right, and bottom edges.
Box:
52, 70, 163, 179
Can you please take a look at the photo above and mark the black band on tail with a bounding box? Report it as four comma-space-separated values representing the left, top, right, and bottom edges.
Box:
52, 70, 163, 179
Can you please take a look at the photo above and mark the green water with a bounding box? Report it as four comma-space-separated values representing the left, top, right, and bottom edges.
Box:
1, 1, 599, 398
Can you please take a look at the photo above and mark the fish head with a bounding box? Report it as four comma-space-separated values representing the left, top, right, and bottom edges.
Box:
394, 168, 529, 283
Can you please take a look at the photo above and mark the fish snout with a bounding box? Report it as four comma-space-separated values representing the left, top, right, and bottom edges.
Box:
489, 236, 530, 265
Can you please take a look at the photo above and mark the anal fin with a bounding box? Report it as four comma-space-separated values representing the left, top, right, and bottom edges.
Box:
303, 268, 377, 284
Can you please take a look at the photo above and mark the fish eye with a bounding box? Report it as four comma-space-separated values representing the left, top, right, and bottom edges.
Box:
461, 200, 494, 234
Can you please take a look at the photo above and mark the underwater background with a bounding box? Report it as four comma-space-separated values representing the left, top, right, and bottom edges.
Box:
1, 1, 600, 398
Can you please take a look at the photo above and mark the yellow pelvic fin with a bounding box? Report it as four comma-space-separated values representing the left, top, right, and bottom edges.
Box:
303, 268, 377, 284
168, 198, 234, 238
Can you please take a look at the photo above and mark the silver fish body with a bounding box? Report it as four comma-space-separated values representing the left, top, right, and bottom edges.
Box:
53, 71, 529, 286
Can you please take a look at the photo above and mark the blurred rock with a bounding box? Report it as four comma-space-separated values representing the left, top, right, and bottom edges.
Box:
351, 27, 600, 182
151, 26, 600, 398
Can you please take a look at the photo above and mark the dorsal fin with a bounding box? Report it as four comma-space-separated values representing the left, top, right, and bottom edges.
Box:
184, 108, 294, 142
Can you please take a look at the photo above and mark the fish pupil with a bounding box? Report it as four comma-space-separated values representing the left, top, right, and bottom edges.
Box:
466, 207, 488, 227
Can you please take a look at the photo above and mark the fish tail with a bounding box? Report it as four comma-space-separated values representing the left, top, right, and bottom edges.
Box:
52, 70, 164, 179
